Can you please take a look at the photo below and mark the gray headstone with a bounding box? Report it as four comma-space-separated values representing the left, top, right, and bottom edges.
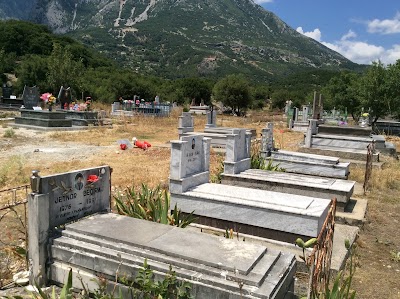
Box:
2, 84, 13, 98
21, 86, 40, 109
28, 166, 111, 286
224, 129, 251, 174
205, 109, 217, 128
170, 135, 211, 193
178, 112, 194, 137
261, 123, 274, 156
302, 105, 309, 122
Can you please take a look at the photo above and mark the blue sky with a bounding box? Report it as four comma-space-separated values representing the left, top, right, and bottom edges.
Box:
254, 0, 400, 65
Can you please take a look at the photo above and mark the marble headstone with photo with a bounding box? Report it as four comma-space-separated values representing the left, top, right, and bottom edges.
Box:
28, 166, 111, 284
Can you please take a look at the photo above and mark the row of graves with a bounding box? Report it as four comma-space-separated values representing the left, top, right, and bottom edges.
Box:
110, 96, 174, 117
25, 111, 365, 298
288, 91, 400, 138
11, 86, 100, 130
300, 119, 397, 162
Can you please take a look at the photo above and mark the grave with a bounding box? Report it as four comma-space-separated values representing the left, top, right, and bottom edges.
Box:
261, 123, 350, 179
170, 134, 331, 242
301, 120, 397, 160
14, 109, 73, 127
374, 120, 400, 136
178, 112, 256, 148
219, 128, 355, 208
21, 85, 40, 110
289, 92, 323, 132
28, 166, 296, 299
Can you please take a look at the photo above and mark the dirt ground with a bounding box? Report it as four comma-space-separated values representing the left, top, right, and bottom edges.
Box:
0, 111, 399, 298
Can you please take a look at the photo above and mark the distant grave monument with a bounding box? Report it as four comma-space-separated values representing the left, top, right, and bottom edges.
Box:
21, 85, 40, 109
58, 86, 72, 109
2, 83, 13, 99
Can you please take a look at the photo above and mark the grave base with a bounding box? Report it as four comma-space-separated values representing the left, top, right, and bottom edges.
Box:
171, 183, 331, 242
221, 169, 354, 205
49, 213, 297, 299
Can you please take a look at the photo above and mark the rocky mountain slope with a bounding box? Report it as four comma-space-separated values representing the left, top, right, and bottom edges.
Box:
0, 0, 361, 80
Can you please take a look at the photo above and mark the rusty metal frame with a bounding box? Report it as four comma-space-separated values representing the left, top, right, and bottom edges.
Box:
306, 198, 337, 299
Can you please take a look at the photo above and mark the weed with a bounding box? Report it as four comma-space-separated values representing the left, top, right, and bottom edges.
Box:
3, 128, 15, 138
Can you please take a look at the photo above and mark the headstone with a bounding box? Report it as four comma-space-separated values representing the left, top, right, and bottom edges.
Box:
57, 86, 72, 109
261, 122, 274, 157
284, 100, 292, 114
21, 86, 40, 109
177, 112, 194, 137
2, 84, 13, 99
170, 135, 211, 193
28, 166, 111, 284
205, 109, 217, 128
293, 107, 299, 122
224, 129, 251, 174
312, 91, 324, 120
302, 105, 309, 122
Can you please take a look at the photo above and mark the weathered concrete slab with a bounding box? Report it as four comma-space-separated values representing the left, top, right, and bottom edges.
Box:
221, 170, 354, 205
318, 125, 372, 136
204, 126, 257, 138
171, 183, 331, 242
270, 150, 339, 165
266, 150, 349, 179
187, 223, 359, 276
298, 146, 380, 162
49, 213, 297, 299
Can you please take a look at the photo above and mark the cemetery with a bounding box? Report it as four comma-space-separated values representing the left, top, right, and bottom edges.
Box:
0, 106, 399, 299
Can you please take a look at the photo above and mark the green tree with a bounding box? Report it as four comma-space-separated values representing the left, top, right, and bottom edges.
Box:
15, 54, 49, 92
212, 74, 251, 115
179, 77, 213, 105
322, 71, 361, 121
386, 60, 400, 120
358, 61, 390, 124
47, 43, 84, 94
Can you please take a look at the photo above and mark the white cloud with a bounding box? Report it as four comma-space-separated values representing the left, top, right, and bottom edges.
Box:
296, 27, 321, 42
341, 30, 357, 41
253, 0, 274, 4
367, 12, 400, 35
297, 28, 400, 65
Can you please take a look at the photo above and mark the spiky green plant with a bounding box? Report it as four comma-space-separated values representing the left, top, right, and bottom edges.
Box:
114, 183, 196, 228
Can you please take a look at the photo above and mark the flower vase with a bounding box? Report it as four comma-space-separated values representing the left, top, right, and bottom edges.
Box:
48, 105, 53, 112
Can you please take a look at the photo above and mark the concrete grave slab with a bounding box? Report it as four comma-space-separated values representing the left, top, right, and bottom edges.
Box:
171, 183, 331, 242
49, 213, 297, 299
221, 170, 354, 205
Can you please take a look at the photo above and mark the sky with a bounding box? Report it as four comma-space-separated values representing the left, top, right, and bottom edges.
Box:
254, 0, 400, 65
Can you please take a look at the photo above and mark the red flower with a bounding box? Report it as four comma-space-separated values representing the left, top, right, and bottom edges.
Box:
120, 143, 127, 150
87, 175, 99, 183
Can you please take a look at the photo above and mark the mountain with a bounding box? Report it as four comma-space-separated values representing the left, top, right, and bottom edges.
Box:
0, 0, 362, 81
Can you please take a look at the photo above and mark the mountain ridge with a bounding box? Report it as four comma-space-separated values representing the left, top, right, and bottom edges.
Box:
0, 0, 362, 81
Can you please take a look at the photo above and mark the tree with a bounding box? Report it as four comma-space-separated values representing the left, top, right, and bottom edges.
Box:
386, 60, 400, 120
179, 77, 213, 105
322, 71, 361, 121
15, 54, 49, 92
47, 43, 84, 94
358, 61, 390, 124
212, 74, 251, 115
